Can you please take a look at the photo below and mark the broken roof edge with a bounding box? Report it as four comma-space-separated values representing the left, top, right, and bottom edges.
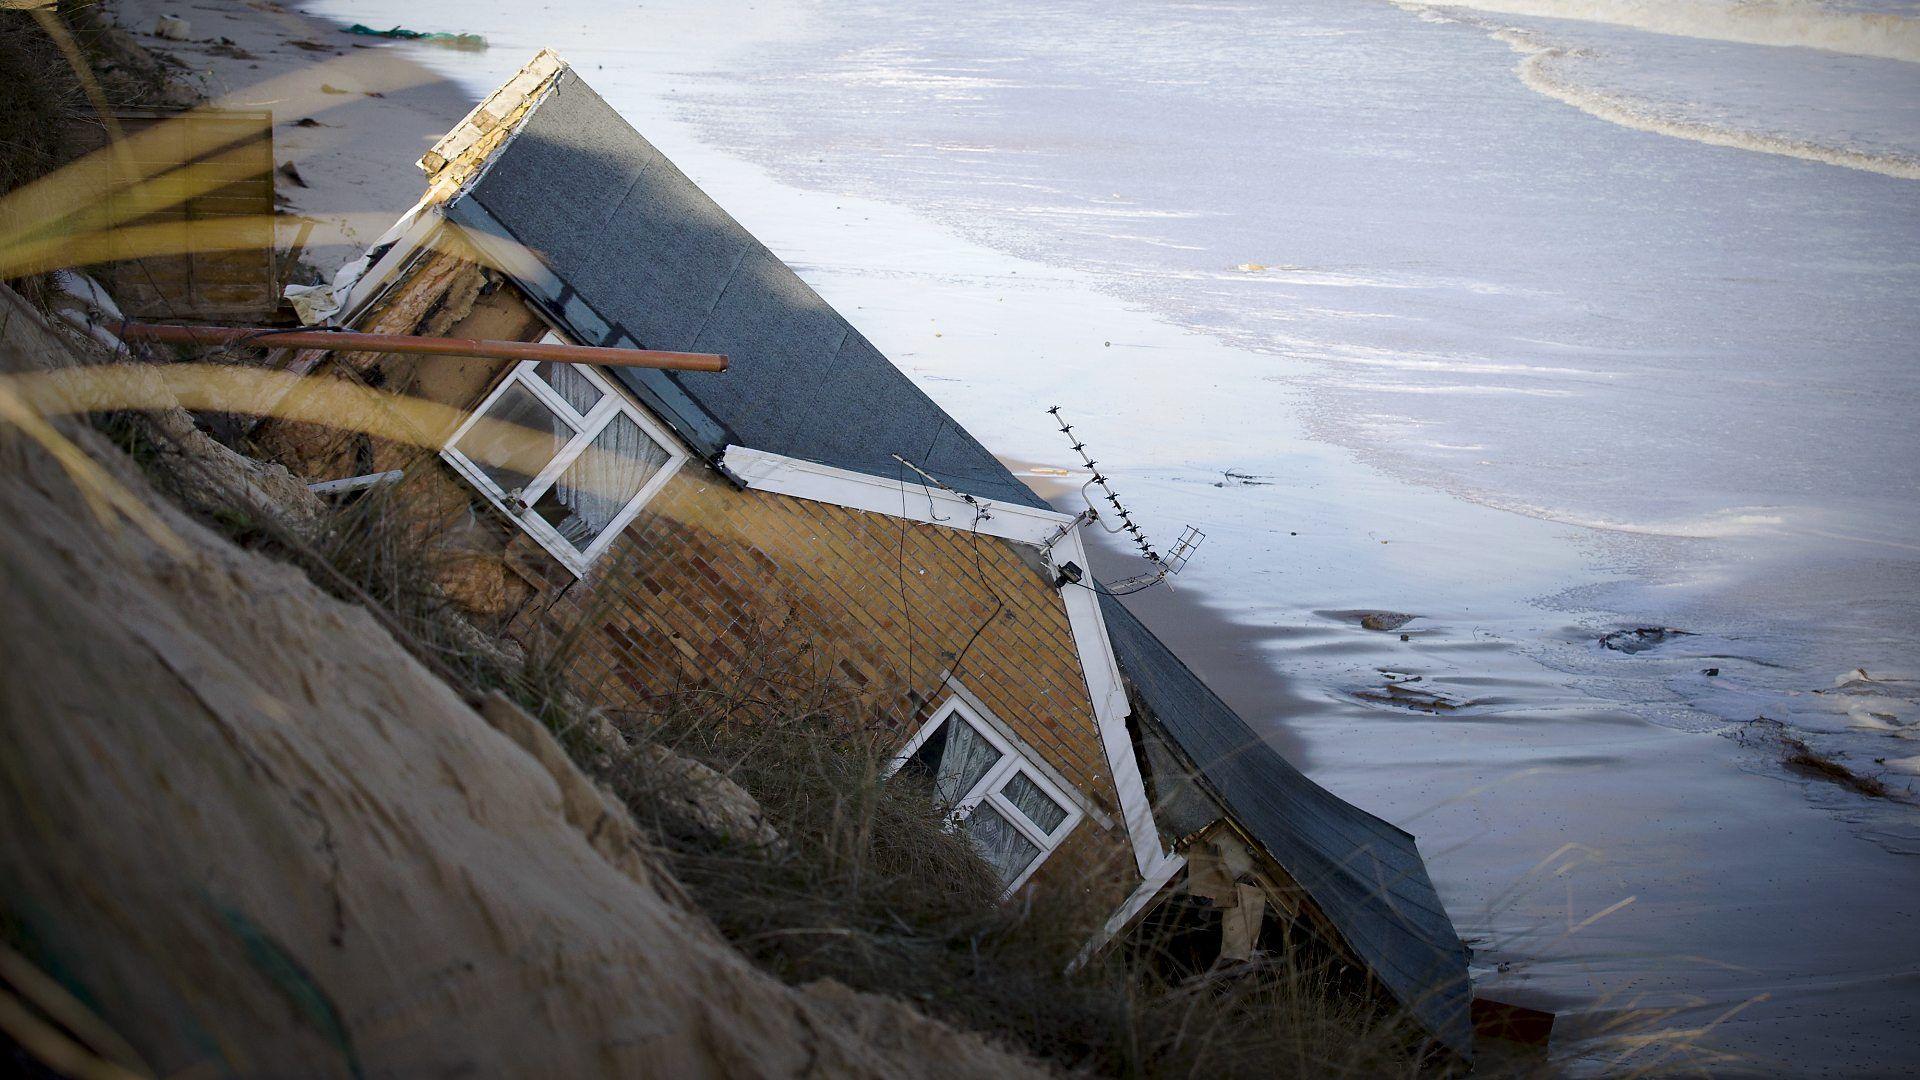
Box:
417, 48, 569, 204
1101, 593, 1473, 1056
1134, 703, 1474, 1056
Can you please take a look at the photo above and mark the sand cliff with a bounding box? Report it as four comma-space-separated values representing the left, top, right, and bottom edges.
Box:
0, 285, 1044, 1077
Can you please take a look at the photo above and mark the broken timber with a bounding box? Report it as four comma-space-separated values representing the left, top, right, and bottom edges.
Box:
116, 322, 729, 372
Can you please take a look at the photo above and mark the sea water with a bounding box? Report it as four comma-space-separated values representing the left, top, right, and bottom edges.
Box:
300, 0, 1920, 1068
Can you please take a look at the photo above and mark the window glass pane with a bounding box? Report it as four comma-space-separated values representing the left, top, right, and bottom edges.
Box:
451, 380, 572, 496
964, 803, 1041, 887
1000, 771, 1068, 835
904, 716, 1003, 806
534, 361, 602, 416
532, 412, 671, 550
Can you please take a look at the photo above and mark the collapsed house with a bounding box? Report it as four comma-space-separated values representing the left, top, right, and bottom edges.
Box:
255, 51, 1473, 1057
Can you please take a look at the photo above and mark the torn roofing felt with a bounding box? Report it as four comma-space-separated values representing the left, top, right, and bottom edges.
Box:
1099, 591, 1474, 1056
441, 66, 1048, 508
438, 56, 1471, 1055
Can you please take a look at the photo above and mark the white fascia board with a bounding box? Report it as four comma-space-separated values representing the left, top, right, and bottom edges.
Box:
723, 443, 1168, 878
1051, 523, 1166, 877
721, 445, 1074, 546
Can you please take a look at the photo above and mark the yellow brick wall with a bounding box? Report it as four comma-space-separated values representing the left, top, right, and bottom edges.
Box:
258, 248, 1135, 885
543, 468, 1123, 823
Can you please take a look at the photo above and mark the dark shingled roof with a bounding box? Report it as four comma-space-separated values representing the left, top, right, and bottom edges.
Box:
441, 60, 1470, 1056
443, 67, 1048, 508
1100, 592, 1473, 1055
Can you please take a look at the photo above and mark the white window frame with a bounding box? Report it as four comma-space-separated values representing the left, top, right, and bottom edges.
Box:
440, 335, 687, 577
889, 695, 1085, 896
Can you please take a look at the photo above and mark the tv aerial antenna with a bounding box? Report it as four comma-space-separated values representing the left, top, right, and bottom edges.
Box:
1047, 406, 1204, 595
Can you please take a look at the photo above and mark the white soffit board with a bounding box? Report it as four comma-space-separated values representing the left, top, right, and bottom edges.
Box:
722, 445, 1074, 545
1073, 851, 1188, 971
723, 443, 1167, 877
335, 204, 448, 328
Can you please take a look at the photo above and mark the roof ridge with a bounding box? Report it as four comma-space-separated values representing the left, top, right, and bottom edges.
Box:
419, 49, 569, 205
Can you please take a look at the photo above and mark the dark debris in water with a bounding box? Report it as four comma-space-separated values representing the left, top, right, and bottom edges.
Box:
1737, 718, 1897, 801
1598, 627, 1693, 654
1212, 469, 1273, 488
1354, 670, 1470, 713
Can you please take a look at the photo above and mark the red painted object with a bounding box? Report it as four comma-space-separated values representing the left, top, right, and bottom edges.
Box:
117, 322, 728, 373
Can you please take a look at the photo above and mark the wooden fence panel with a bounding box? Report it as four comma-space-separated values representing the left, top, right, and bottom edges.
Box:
67, 108, 278, 322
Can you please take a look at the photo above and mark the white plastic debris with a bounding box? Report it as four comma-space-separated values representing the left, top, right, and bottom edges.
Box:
282, 247, 370, 325
48, 270, 130, 351
282, 203, 431, 326
283, 281, 339, 324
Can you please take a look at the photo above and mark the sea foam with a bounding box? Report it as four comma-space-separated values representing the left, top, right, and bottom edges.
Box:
1414, 0, 1920, 63
1407, 0, 1920, 179
1501, 29, 1920, 178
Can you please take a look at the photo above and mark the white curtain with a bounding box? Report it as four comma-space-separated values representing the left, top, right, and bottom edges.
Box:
536, 413, 668, 548
999, 771, 1067, 835
534, 361, 603, 416
933, 718, 1002, 805
964, 804, 1041, 886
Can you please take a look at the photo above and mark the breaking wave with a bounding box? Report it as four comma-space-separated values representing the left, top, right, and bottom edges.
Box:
1414, 0, 1920, 63
1490, 502, 1789, 539
1502, 30, 1920, 178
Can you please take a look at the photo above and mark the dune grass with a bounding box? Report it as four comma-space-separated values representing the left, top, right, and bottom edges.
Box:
220, 464, 1438, 1078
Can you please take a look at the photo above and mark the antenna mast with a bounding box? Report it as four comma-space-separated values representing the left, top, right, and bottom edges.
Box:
1046, 406, 1204, 595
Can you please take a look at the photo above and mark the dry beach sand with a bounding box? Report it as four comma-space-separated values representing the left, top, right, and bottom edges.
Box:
114, 0, 474, 273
